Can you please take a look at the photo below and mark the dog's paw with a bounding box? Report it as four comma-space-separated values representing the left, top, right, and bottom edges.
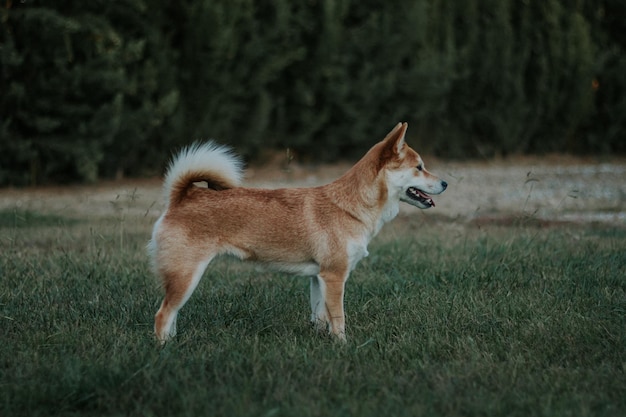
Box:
310, 316, 329, 333
334, 331, 347, 344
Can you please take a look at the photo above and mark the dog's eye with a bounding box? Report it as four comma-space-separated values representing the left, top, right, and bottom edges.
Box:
416, 165, 423, 171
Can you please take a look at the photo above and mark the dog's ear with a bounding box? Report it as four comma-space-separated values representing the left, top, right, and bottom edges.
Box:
382, 122, 408, 156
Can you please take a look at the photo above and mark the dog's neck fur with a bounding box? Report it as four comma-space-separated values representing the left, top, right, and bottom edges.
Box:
323, 141, 398, 237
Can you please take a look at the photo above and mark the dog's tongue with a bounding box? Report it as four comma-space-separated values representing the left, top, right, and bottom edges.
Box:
416, 188, 435, 207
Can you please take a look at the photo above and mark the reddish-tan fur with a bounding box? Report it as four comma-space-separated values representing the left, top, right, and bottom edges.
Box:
149, 123, 447, 343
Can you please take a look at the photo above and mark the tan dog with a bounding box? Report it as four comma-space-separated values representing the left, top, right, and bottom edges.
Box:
149, 122, 447, 343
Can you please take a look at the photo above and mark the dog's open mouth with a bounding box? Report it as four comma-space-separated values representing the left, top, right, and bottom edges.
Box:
406, 187, 435, 207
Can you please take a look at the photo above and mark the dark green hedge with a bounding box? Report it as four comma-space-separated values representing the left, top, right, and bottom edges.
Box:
1, 0, 624, 185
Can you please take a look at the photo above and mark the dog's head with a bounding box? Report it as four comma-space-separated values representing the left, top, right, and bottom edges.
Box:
379, 123, 447, 209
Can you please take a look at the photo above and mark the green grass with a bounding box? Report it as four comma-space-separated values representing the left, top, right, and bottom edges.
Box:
1, 209, 625, 417
0, 208, 79, 228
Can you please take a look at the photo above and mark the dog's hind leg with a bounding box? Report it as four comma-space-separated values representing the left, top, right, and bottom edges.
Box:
154, 255, 213, 343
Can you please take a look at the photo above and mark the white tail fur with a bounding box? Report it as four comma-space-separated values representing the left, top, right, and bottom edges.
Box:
162, 141, 244, 207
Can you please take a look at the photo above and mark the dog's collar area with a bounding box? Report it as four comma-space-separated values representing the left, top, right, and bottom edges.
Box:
406, 187, 434, 207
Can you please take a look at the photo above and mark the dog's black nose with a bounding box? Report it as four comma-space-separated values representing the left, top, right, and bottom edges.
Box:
441, 180, 448, 190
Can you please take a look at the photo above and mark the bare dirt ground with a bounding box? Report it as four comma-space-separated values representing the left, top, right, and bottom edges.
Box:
1, 156, 625, 227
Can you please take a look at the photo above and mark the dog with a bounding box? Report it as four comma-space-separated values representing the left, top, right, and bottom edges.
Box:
149, 122, 447, 343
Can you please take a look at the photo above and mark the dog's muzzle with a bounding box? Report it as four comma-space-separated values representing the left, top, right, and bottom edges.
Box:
405, 181, 447, 208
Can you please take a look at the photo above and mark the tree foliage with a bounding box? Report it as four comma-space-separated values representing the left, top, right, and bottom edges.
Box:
0, 0, 623, 185
0, 0, 178, 184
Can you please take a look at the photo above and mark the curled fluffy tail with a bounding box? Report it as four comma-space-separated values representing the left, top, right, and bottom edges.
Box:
163, 141, 244, 207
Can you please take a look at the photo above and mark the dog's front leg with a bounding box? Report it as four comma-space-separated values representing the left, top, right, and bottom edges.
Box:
310, 276, 329, 332
318, 270, 348, 342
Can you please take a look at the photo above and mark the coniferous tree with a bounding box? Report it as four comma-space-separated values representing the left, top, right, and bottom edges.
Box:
582, 0, 626, 153
0, 0, 179, 185
0, 0, 623, 185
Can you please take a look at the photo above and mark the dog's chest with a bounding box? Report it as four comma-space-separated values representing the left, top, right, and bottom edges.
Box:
346, 237, 370, 272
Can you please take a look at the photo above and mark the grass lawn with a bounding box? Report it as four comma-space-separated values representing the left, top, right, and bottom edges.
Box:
1, 207, 625, 417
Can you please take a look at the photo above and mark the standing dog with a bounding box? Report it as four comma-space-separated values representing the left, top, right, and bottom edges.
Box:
149, 122, 447, 343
